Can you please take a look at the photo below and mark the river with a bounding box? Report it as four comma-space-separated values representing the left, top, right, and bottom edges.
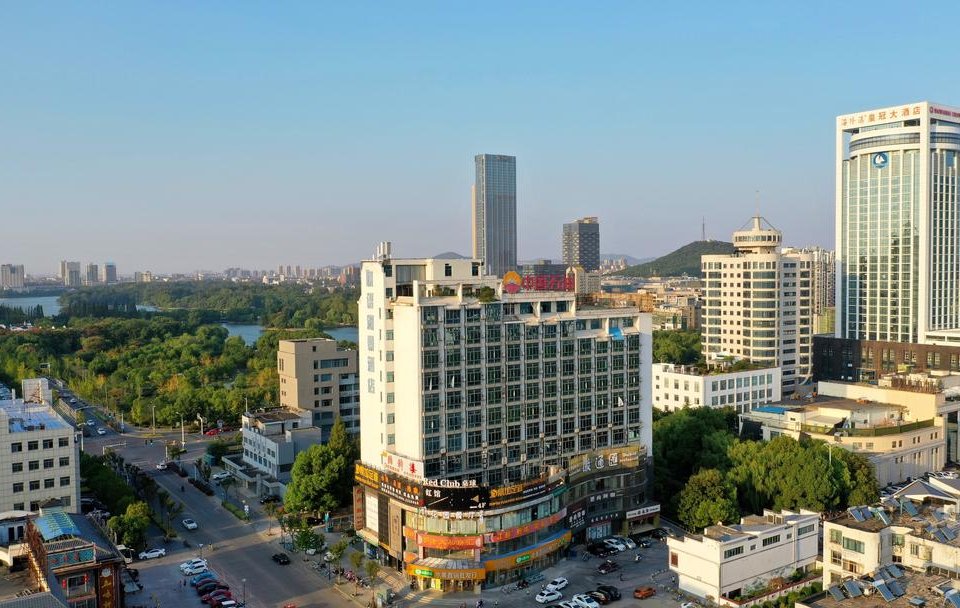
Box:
0, 295, 62, 316
220, 323, 359, 345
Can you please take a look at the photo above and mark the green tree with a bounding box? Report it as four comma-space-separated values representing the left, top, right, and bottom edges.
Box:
285, 444, 348, 513
107, 501, 152, 549
364, 559, 380, 602
652, 330, 703, 365
677, 468, 739, 531
329, 538, 350, 583
349, 551, 365, 594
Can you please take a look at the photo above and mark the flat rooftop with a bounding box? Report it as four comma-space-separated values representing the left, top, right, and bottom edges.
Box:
247, 409, 303, 423
829, 497, 960, 545
799, 567, 957, 608
0, 400, 69, 433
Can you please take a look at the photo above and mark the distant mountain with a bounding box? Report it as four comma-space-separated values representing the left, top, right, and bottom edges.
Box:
602, 253, 652, 266
433, 251, 468, 259
616, 240, 735, 278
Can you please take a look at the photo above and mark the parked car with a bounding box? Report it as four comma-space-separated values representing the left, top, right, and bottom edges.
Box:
96, 427, 107, 436
536, 590, 563, 604
546, 577, 569, 592
612, 535, 636, 550
182, 518, 199, 530
259, 494, 281, 504
196, 581, 228, 596
272, 553, 291, 565
588, 591, 611, 605
633, 586, 656, 599
179, 558, 207, 572
203, 590, 232, 605
138, 548, 165, 560
211, 471, 231, 483
602, 538, 627, 552
638, 538, 652, 548
190, 572, 217, 586
183, 564, 208, 576
214, 600, 237, 608
156, 462, 168, 470
572, 594, 601, 608
595, 585, 621, 601
597, 560, 620, 575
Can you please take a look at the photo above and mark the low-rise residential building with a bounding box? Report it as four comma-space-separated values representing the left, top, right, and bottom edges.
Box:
0, 385, 80, 514
667, 509, 820, 607
277, 338, 360, 439
822, 487, 960, 588
740, 378, 959, 486
653, 363, 782, 413
230, 408, 317, 497
797, 566, 957, 608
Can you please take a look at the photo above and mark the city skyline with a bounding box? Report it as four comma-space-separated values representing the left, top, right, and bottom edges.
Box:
4, 3, 960, 273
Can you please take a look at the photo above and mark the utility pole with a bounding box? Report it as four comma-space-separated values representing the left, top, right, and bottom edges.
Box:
180, 413, 185, 447
151, 405, 156, 435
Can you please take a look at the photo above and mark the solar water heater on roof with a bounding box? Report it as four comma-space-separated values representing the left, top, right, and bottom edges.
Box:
850, 508, 865, 522
874, 581, 896, 602
843, 580, 863, 598
903, 500, 920, 517
888, 580, 905, 597
827, 586, 845, 601
887, 564, 904, 578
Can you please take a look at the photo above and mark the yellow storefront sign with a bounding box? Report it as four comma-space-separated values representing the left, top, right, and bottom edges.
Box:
482, 531, 571, 571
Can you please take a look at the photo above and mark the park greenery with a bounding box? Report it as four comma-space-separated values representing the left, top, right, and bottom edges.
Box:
0, 303, 46, 326
652, 329, 703, 365
59, 282, 358, 327
653, 408, 879, 531
0, 286, 358, 426
284, 417, 359, 514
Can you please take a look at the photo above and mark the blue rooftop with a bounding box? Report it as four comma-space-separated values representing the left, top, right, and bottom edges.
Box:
35, 511, 81, 542
753, 405, 789, 415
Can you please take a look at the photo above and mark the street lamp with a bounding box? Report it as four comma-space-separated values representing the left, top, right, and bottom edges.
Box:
242, 578, 246, 605
180, 412, 185, 447
151, 405, 156, 435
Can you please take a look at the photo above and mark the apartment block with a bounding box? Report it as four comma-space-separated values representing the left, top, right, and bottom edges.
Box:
562, 217, 600, 272
667, 509, 820, 607
652, 363, 781, 413
59, 261, 81, 288
356, 244, 655, 591
0, 383, 80, 514
277, 338, 360, 439
0, 265, 25, 290
702, 216, 815, 389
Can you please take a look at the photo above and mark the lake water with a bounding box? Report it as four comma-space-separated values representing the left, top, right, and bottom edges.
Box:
0, 295, 61, 316
221, 323, 359, 345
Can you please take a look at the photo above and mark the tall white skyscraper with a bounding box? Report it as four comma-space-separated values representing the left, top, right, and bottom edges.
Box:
471, 154, 517, 277
701, 216, 815, 389
836, 101, 960, 344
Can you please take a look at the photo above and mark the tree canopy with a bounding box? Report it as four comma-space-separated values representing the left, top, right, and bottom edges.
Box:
652, 330, 703, 365
284, 418, 358, 514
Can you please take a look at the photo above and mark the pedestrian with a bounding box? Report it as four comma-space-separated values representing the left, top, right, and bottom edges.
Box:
619, 573, 624, 582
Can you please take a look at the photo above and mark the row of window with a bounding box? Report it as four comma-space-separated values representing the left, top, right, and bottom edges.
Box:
11, 456, 70, 472
10, 437, 71, 453
12, 476, 71, 492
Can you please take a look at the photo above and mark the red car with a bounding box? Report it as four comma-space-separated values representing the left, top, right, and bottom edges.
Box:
205, 428, 223, 436
203, 590, 232, 605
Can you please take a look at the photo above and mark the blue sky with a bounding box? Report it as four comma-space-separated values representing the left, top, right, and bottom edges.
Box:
2, 2, 957, 274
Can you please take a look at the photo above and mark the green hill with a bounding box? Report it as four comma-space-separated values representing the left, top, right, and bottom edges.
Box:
617, 240, 735, 278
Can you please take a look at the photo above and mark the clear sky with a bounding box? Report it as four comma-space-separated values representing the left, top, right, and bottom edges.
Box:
3, 2, 958, 275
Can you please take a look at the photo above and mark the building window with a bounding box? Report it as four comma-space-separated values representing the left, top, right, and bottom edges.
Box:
44, 479, 54, 489
42, 439, 53, 449
670, 552, 678, 567
762, 535, 780, 547
11, 442, 22, 453
43, 459, 53, 469
29, 481, 40, 491
58, 438, 69, 447
797, 524, 815, 536
12, 483, 23, 493
829, 529, 842, 544
60, 476, 71, 487
842, 538, 865, 553
723, 546, 743, 559
12, 462, 22, 473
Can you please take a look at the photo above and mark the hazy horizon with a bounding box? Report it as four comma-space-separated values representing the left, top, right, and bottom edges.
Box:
4, 3, 957, 274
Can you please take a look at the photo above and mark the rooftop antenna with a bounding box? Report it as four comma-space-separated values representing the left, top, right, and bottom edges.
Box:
755, 190, 761, 218
701, 217, 706, 242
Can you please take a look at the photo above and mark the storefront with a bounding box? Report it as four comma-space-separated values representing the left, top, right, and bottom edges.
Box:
625, 504, 661, 535
481, 531, 571, 588
406, 562, 485, 592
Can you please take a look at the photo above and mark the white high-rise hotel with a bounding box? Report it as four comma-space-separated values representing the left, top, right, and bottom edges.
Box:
836, 101, 960, 345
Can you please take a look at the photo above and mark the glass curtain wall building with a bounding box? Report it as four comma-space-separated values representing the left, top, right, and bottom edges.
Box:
836, 102, 960, 345
472, 154, 517, 277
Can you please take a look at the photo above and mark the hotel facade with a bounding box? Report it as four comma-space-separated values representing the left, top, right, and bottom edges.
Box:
354, 245, 656, 591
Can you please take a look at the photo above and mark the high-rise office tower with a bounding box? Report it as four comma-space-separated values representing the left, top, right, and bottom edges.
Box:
471, 154, 517, 277
100, 263, 117, 284
59, 261, 81, 288
562, 217, 601, 271
701, 216, 815, 389
85, 264, 99, 286
355, 242, 656, 590
0, 265, 25, 289
837, 101, 960, 344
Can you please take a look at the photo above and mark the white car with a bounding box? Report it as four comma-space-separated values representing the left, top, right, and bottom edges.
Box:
138, 548, 166, 560
572, 594, 600, 608
156, 462, 168, 470
179, 558, 207, 572
86, 419, 96, 427
211, 472, 231, 482
96, 427, 107, 436
181, 518, 198, 530
557, 602, 577, 608
536, 590, 562, 604
614, 535, 637, 549
545, 577, 569, 592
182, 564, 208, 576
603, 538, 626, 551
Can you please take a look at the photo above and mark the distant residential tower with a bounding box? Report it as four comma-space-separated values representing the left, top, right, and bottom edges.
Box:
562, 217, 601, 272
